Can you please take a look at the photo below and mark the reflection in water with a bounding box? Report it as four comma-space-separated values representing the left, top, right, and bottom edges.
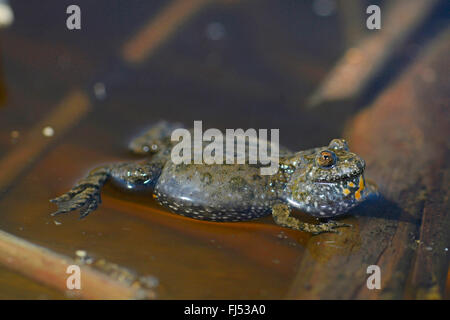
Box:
1, 0, 445, 300
0, 0, 13, 28
307, 216, 361, 263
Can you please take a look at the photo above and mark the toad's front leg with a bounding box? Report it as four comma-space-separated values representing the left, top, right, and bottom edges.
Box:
50, 160, 163, 218
271, 202, 350, 234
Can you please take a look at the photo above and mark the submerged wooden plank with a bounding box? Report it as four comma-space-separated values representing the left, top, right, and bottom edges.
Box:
122, 0, 213, 64
288, 27, 450, 299
308, 0, 438, 107
102, 193, 310, 277
0, 0, 215, 197
0, 266, 65, 299
0, 90, 91, 195
0, 230, 157, 299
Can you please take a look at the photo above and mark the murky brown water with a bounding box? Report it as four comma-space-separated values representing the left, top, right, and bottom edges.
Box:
5, 0, 445, 299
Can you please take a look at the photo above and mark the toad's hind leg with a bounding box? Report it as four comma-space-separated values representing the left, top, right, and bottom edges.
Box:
128, 120, 184, 155
271, 202, 350, 234
50, 160, 164, 218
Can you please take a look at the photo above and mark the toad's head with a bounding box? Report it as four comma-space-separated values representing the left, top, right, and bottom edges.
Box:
285, 139, 369, 217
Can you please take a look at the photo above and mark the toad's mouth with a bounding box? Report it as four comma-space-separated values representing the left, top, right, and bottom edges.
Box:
313, 169, 364, 184
317, 173, 367, 202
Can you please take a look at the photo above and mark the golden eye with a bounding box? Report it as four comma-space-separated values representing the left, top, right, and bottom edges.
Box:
317, 150, 336, 168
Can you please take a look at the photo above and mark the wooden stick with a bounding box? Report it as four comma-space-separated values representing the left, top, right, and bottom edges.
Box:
308, 0, 438, 107
0, 90, 91, 195
122, 0, 213, 64
0, 230, 156, 299
288, 27, 450, 300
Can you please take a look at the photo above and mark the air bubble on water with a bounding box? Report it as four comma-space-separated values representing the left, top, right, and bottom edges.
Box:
75, 249, 94, 264
75, 250, 87, 258
94, 82, 107, 100
42, 126, 54, 137
0, 2, 14, 27
277, 232, 288, 239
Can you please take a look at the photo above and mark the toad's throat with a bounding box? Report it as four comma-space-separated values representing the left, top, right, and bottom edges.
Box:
340, 174, 366, 201
354, 175, 365, 201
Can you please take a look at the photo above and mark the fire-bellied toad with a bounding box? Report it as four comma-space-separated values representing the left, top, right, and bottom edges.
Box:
50, 121, 375, 234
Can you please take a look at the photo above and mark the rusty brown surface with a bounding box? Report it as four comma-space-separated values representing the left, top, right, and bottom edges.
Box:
0, 230, 156, 299
0, 265, 64, 299
122, 0, 214, 64
0, 90, 91, 195
308, 0, 438, 106
288, 28, 449, 299
0, 1, 448, 299
348, 28, 449, 300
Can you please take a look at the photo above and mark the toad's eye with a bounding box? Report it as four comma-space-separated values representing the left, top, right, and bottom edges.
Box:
317, 150, 336, 168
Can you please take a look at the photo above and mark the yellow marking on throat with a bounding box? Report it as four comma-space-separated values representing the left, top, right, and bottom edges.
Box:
354, 175, 365, 201
348, 182, 355, 187
343, 188, 351, 196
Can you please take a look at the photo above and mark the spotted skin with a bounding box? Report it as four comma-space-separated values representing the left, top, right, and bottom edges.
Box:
50, 121, 375, 234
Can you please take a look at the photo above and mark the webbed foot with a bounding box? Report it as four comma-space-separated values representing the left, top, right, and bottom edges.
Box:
50, 167, 110, 218
308, 220, 351, 235
50, 185, 101, 218
272, 202, 351, 234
